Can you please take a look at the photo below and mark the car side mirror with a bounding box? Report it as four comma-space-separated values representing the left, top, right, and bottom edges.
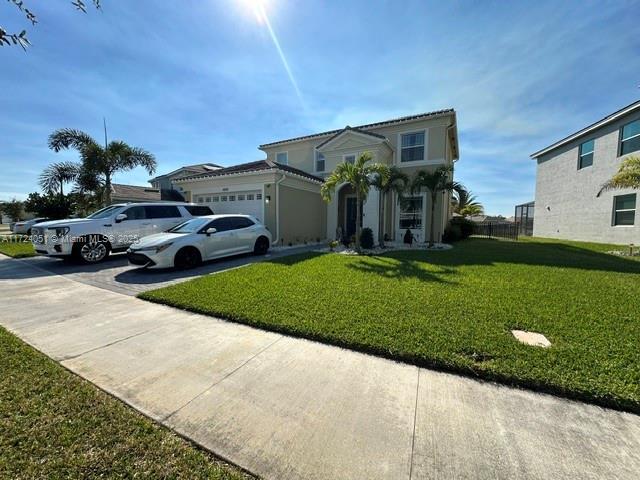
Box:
115, 213, 128, 223
205, 227, 217, 236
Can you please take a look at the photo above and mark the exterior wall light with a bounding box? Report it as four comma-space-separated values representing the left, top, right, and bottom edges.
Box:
265, 195, 271, 204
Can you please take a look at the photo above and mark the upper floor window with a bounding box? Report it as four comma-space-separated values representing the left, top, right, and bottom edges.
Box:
578, 139, 594, 169
620, 119, 640, 156
276, 152, 288, 165
613, 193, 636, 226
315, 152, 326, 172
401, 131, 425, 162
344, 154, 356, 164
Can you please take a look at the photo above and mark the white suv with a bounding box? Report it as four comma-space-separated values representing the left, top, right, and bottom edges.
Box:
31, 202, 213, 263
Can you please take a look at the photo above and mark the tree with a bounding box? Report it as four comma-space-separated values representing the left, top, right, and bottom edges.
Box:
321, 152, 389, 251
1, 0, 100, 50
38, 161, 79, 201
411, 166, 456, 247
370, 166, 409, 247
452, 183, 484, 217
24, 192, 73, 220
48, 128, 157, 206
597, 156, 640, 196
1, 199, 24, 222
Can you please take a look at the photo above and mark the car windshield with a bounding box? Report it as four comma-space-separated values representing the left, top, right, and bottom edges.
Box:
87, 206, 122, 219
168, 217, 211, 234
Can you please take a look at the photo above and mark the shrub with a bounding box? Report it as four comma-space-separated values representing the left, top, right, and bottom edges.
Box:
450, 217, 474, 239
360, 227, 374, 249
443, 224, 462, 243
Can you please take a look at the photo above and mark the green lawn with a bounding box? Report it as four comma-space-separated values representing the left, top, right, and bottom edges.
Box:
0, 326, 250, 479
0, 235, 35, 258
141, 238, 640, 413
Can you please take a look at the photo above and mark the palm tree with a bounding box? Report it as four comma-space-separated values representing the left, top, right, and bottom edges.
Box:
38, 161, 79, 200
411, 166, 456, 247
597, 155, 640, 196
321, 152, 389, 251
370, 166, 409, 247
452, 183, 484, 217
48, 128, 157, 205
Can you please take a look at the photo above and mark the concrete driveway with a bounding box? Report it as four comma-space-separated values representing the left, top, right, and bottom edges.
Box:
2, 254, 640, 479
5, 245, 318, 296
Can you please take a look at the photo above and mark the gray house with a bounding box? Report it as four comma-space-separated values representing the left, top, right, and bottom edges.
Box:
531, 100, 640, 244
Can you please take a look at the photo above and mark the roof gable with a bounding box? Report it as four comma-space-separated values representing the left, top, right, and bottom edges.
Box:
316, 127, 388, 152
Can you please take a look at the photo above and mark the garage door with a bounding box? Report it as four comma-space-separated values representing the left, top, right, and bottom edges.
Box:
195, 191, 263, 222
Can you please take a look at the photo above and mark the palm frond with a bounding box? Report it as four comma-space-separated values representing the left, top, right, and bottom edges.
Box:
48, 128, 99, 152
597, 156, 640, 196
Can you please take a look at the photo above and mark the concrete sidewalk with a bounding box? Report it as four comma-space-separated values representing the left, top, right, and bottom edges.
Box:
1, 255, 639, 479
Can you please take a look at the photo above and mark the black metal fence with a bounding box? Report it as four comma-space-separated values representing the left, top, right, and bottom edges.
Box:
472, 222, 519, 241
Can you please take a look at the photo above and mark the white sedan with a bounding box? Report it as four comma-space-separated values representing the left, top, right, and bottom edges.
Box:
11, 218, 50, 235
127, 214, 271, 269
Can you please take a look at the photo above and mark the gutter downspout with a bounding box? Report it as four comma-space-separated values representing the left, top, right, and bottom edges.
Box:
272, 172, 286, 245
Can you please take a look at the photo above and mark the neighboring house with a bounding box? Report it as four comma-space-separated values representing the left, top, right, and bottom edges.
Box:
111, 184, 185, 204
174, 109, 459, 245
149, 163, 222, 200
531, 100, 640, 243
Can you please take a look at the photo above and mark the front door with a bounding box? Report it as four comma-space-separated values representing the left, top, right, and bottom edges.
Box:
345, 196, 357, 240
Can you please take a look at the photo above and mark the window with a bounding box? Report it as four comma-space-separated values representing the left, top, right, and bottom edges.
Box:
205, 197, 211, 203
344, 154, 356, 164
238, 194, 245, 201
620, 119, 640, 156
247, 193, 255, 201
256, 193, 262, 200
230, 217, 255, 229
228, 195, 236, 202
276, 152, 288, 165
212, 196, 219, 202
578, 139, 594, 169
315, 152, 326, 172
145, 205, 181, 218
221, 196, 227, 202
401, 131, 425, 162
183, 205, 213, 216
208, 218, 233, 232
399, 196, 423, 229
123, 206, 146, 220
613, 194, 636, 226
197, 197, 204, 203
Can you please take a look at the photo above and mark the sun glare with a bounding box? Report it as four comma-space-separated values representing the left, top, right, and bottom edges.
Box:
238, 0, 268, 23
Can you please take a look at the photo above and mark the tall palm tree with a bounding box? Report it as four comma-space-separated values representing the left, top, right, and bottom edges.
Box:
321, 152, 389, 251
452, 183, 484, 217
412, 166, 456, 247
48, 128, 157, 205
38, 161, 79, 200
597, 155, 640, 196
370, 166, 409, 247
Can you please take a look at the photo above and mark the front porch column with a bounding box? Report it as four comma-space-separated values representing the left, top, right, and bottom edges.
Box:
363, 189, 380, 244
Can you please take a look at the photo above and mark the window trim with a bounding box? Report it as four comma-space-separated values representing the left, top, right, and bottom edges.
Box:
398, 129, 429, 164
619, 119, 640, 157
276, 151, 288, 165
612, 193, 636, 227
578, 139, 594, 170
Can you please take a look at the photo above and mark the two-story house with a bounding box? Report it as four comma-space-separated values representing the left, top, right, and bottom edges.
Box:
531, 100, 640, 244
173, 109, 459, 246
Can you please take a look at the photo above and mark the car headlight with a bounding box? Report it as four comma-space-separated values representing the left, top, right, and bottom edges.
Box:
49, 226, 70, 236
136, 242, 173, 253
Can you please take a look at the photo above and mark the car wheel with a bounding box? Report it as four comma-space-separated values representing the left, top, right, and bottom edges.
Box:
74, 238, 110, 264
254, 236, 270, 255
174, 247, 202, 269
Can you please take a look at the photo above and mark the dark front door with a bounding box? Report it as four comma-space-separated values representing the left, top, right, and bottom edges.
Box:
345, 197, 357, 239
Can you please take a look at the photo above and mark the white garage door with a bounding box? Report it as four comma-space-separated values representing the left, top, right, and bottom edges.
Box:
195, 191, 263, 222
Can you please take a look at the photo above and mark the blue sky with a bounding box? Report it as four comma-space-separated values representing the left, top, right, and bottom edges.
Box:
2, 0, 639, 215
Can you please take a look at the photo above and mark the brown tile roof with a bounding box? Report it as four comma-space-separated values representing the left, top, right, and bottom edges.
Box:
175, 160, 324, 183
111, 184, 161, 201
259, 109, 455, 148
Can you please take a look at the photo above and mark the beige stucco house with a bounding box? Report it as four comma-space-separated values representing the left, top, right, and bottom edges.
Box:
171, 109, 459, 245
